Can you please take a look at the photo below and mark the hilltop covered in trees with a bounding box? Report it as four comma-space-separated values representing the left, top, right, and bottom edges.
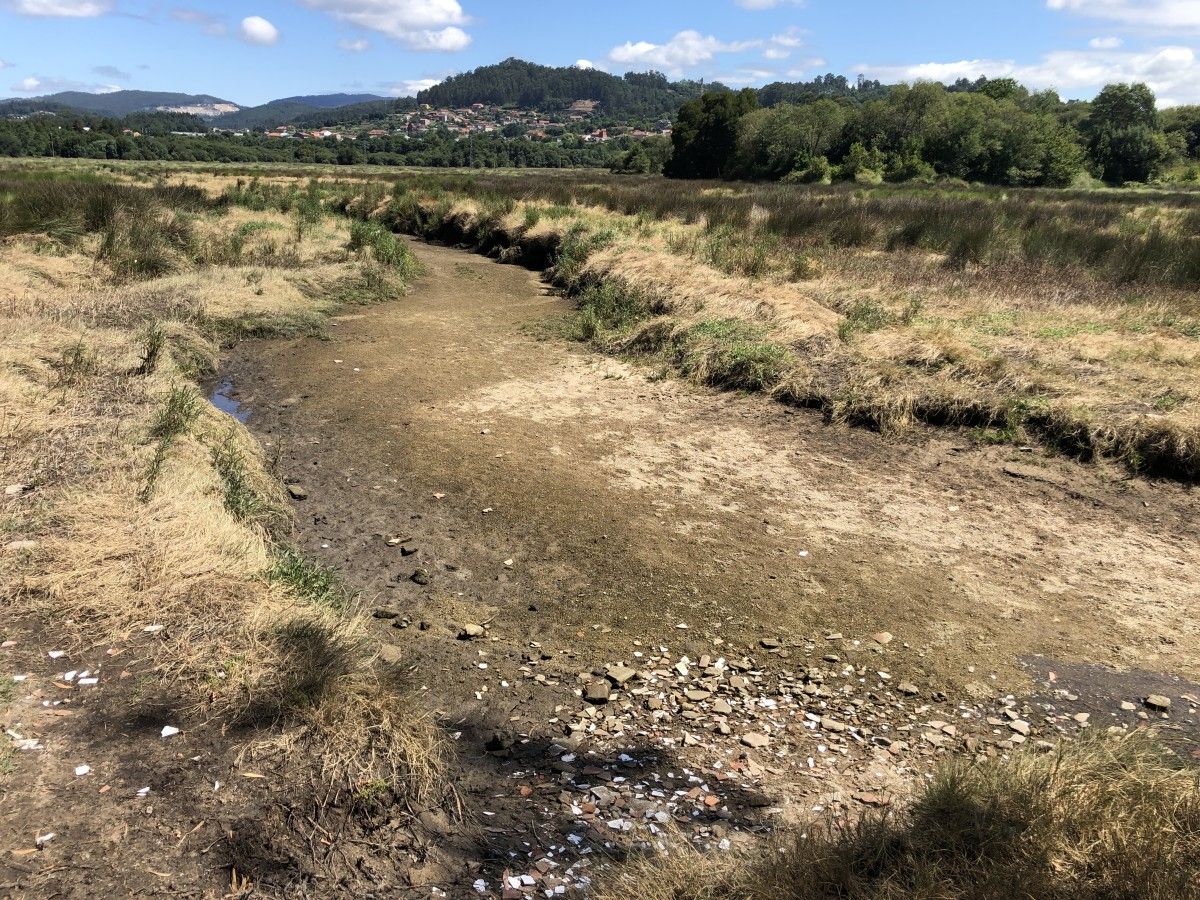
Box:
668, 78, 1200, 186
416, 58, 714, 123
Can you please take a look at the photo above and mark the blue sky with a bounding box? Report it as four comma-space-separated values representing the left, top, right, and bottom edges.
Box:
2, 0, 1200, 106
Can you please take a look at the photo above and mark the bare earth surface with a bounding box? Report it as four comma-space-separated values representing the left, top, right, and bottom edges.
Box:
216, 238, 1200, 896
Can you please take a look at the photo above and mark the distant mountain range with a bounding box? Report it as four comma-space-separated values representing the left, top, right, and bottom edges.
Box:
0, 90, 240, 118
0, 89, 389, 127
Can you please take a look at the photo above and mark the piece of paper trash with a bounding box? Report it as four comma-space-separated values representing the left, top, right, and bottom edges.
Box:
35, 833, 55, 848
143, 625, 165, 633
74, 764, 90, 777
161, 726, 180, 739
47, 651, 65, 660
137, 786, 151, 798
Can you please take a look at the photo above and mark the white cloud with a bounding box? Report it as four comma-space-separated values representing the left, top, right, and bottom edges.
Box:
1089, 35, 1123, 48
859, 43, 1200, 105
339, 37, 370, 51
715, 67, 778, 85
382, 77, 440, 96
12, 74, 120, 93
609, 30, 760, 75
240, 15, 279, 45
296, 0, 472, 51
763, 27, 803, 59
2, 0, 110, 16
0, 60, 12, 70
1047, 0, 1200, 32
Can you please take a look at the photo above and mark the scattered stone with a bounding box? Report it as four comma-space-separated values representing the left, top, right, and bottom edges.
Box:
898, 682, 920, 696
1145, 694, 1171, 712
378, 645, 404, 665
852, 791, 889, 807
161, 726, 180, 739
872, 632, 894, 646
1008, 720, 1031, 736
410, 568, 432, 586
740, 732, 770, 749
4, 540, 38, 552
760, 638, 780, 650
1120, 701, 1137, 712
286, 485, 308, 500
685, 689, 713, 701
4, 484, 30, 497
606, 665, 637, 686
373, 609, 400, 620
585, 682, 611, 704
458, 624, 486, 640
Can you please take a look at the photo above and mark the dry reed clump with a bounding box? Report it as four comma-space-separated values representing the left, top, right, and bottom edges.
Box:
593, 732, 1200, 900
0, 174, 442, 801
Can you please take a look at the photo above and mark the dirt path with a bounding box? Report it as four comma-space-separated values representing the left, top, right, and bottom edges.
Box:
218, 238, 1200, 894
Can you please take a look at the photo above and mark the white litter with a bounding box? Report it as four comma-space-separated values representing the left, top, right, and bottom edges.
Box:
35, 832, 55, 848
74, 765, 90, 777
137, 787, 151, 798
143, 625, 165, 633
798, 550, 810, 558
160, 726, 180, 739
47, 651, 65, 660
77, 677, 98, 686
63, 671, 77, 682
12, 674, 27, 682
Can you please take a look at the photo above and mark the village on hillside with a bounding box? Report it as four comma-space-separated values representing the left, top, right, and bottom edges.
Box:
250, 100, 673, 143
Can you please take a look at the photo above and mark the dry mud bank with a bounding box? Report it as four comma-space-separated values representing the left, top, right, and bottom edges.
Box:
218, 237, 1200, 896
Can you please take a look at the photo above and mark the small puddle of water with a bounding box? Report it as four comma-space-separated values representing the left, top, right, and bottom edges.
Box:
210, 377, 250, 423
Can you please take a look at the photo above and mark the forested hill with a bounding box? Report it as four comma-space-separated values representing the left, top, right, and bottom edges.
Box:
416, 58, 715, 120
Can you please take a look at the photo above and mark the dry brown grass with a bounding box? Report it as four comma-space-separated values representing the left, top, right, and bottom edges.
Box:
595, 732, 1200, 900
383, 184, 1200, 478
0, 168, 440, 801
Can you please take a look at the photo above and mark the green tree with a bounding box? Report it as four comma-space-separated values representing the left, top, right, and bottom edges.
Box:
1084, 83, 1172, 182
665, 88, 758, 179
734, 99, 846, 179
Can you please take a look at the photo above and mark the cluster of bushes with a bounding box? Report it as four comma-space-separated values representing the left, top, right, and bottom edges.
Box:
669, 79, 1200, 187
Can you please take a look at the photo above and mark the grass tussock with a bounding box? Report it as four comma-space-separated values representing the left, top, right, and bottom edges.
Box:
0, 167, 437, 812
596, 732, 1200, 900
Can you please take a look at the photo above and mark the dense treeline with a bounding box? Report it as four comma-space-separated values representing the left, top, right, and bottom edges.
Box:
668, 78, 1200, 186
0, 112, 635, 168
